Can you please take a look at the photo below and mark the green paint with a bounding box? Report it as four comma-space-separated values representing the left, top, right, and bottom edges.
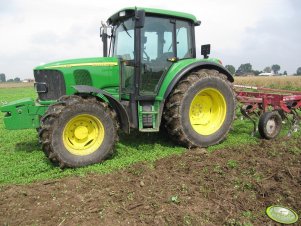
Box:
1, 98, 48, 130
1, 57, 121, 130
0, 57, 221, 130
36, 57, 120, 97
157, 58, 221, 99
110, 7, 198, 23
138, 101, 160, 132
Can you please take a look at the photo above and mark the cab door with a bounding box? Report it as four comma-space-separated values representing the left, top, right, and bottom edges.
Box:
139, 17, 175, 96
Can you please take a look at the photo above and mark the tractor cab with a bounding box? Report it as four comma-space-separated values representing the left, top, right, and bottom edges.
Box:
101, 8, 200, 131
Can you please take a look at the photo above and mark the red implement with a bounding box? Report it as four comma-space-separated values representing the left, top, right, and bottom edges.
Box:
234, 85, 301, 139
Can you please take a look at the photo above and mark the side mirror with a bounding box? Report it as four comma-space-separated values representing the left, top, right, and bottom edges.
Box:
100, 22, 112, 38
201, 44, 211, 59
135, 10, 145, 28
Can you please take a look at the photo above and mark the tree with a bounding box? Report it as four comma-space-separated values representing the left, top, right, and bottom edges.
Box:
7, 79, 13, 82
225, 65, 236, 75
252, 70, 261, 76
283, 70, 287, 76
297, 67, 301, 75
271, 64, 281, 74
263, 67, 271, 73
0, 73, 6, 82
238, 63, 252, 74
14, 77, 21, 82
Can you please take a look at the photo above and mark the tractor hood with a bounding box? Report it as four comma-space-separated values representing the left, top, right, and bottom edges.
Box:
33, 57, 120, 101
35, 57, 119, 70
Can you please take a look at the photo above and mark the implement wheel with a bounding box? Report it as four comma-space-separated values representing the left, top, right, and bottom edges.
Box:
164, 69, 236, 148
39, 95, 118, 168
258, 111, 282, 140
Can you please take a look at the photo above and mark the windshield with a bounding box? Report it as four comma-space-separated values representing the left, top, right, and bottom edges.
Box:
112, 18, 135, 60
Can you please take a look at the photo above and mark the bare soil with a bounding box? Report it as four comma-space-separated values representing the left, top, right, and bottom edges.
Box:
0, 137, 300, 226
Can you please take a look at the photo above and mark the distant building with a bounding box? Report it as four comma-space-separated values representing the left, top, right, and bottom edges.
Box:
258, 72, 274, 76
22, 79, 35, 83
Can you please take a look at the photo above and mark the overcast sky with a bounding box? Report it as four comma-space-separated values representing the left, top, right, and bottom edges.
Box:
0, 0, 300, 79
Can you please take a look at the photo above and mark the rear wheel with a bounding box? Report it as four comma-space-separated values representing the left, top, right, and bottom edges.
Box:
258, 111, 282, 139
39, 95, 118, 168
163, 69, 235, 147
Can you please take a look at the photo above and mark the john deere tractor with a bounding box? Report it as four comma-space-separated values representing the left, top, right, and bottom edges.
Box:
0, 7, 235, 168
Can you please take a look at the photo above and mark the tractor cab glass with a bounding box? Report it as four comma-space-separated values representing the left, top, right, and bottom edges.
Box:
111, 18, 135, 93
140, 16, 175, 95
111, 14, 194, 96
113, 19, 135, 60
140, 18, 193, 94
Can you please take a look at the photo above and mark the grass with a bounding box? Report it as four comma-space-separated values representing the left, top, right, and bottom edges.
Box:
0, 87, 187, 184
0, 83, 300, 185
227, 159, 238, 169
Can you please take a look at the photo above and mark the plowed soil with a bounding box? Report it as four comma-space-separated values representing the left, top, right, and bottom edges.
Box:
0, 137, 300, 225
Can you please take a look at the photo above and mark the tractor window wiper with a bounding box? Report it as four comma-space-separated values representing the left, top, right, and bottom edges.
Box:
121, 22, 132, 38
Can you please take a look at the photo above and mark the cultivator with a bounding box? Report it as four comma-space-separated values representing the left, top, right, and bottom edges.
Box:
234, 85, 301, 139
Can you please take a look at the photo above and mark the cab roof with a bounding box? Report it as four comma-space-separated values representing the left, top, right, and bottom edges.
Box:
108, 7, 199, 25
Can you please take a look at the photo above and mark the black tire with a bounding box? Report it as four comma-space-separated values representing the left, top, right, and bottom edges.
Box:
163, 69, 236, 148
39, 95, 118, 168
258, 111, 282, 140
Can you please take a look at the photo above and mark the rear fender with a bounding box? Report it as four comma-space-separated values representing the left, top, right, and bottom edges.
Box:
163, 61, 234, 99
72, 85, 130, 133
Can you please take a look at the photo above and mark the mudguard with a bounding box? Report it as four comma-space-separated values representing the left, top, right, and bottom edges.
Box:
163, 61, 234, 99
72, 85, 130, 133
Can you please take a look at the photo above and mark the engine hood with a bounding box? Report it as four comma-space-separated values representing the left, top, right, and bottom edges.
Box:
34, 57, 119, 70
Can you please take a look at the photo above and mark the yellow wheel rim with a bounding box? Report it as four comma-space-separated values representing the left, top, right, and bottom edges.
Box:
63, 114, 105, 156
189, 88, 226, 135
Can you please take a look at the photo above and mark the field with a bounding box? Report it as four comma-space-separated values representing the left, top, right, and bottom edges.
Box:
235, 75, 301, 91
0, 82, 34, 88
0, 78, 300, 225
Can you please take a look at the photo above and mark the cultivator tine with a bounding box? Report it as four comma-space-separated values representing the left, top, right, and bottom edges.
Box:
286, 110, 299, 136
291, 110, 300, 133
240, 106, 257, 136
280, 112, 292, 137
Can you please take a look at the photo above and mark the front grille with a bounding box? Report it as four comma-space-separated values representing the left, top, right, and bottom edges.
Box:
34, 70, 66, 100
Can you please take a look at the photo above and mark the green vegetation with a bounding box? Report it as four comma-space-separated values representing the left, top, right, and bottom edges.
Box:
271, 64, 281, 74
225, 65, 236, 75
296, 67, 301, 75
170, 195, 180, 204
0, 86, 300, 185
227, 159, 238, 169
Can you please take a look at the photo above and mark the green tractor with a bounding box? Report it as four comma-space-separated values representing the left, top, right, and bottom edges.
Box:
0, 7, 235, 168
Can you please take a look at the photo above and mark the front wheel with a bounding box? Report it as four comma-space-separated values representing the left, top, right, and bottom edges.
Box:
163, 69, 236, 148
39, 95, 118, 168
